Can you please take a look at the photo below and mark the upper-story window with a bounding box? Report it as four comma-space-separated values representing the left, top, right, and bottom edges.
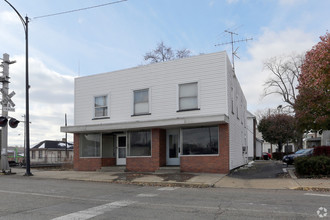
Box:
178, 82, 198, 111
133, 89, 149, 115
94, 95, 108, 118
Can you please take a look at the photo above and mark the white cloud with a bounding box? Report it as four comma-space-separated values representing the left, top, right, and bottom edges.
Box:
235, 28, 316, 115
5, 55, 74, 146
0, 9, 76, 146
0, 11, 21, 25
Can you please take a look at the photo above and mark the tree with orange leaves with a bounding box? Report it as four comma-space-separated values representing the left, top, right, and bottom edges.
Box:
294, 32, 330, 131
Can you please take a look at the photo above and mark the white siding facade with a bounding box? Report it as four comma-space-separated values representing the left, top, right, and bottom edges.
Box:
225, 56, 248, 170
74, 52, 228, 127
63, 51, 248, 172
246, 111, 256, 160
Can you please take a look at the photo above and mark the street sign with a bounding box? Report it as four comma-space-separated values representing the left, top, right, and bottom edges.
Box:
3, 106, 15, 112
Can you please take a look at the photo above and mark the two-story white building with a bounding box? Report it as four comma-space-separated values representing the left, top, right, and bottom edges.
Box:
61, 51, 248, 173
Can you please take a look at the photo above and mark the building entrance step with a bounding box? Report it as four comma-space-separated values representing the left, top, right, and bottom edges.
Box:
99, 166, 126, 172
155, 166, 180, 174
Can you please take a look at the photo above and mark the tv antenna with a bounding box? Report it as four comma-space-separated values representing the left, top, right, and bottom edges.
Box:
215, 30, 253, 73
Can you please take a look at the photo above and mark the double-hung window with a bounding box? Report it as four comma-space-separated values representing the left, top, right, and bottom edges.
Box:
133, 89, 149, 115
94, 95, 108, 118
179, 82, 198, 111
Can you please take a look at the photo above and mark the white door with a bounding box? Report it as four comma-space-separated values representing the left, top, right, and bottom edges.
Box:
166, 129, 180, 166
116, 135, 126, 165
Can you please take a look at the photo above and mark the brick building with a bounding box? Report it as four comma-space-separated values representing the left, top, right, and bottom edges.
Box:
61, 51, 248, 173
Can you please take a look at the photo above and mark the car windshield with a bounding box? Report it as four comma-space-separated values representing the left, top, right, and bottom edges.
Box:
295, 149, 311, 154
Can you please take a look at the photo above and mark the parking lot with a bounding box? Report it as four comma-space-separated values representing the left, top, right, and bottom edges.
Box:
228, 160, 289, 179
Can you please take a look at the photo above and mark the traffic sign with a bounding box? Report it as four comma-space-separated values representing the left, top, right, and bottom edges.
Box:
2, 107, 15, 112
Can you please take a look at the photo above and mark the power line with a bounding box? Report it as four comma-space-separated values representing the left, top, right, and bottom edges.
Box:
33, 0, 127, 20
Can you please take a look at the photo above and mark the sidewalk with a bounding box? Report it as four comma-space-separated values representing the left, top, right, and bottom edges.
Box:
9, 166, 330, 191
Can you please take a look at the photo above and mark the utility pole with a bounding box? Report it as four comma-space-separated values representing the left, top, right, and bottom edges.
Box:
215, 30, 253, 73
21, 114, 26, 165
65, 113, 68, 158
4, 0, 33, 176
0, 53, 16, 173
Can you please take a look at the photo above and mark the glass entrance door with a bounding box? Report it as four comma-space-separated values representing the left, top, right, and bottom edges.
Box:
166, 129, 180, 165
116, 135, 126, 165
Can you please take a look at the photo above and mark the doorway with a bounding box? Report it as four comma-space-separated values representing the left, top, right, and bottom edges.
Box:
116, 134, 126, 165
166, 129, 180, 165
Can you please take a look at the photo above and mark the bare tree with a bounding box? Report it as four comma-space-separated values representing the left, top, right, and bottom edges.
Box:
263, 54, 304, 109
176, 48, 191, 59
144, 41, 191, 64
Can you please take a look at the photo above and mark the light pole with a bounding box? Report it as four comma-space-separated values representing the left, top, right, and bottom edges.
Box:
4, 0, 32, 176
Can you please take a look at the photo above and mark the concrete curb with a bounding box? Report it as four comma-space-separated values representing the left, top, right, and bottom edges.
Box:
287, 168, 330, 191
291, 187, 330, 192
7, 167, 330, 190
36, 177, 214, 188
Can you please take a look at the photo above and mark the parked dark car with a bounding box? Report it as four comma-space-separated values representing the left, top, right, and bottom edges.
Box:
8, 161, 17, 167
282, 148, 314, 165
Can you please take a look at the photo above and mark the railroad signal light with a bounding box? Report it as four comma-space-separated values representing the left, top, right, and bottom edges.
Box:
0, 116, 8, 127
0, 117, 20, 128
9, 118, 19, 128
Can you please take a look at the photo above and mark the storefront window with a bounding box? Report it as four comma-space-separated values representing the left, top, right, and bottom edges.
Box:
80, 134, 101, 157
128, 130, 151, 156
182, 126, 218, 155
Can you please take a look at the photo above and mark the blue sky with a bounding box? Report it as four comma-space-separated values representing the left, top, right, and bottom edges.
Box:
0, 0, 329, 146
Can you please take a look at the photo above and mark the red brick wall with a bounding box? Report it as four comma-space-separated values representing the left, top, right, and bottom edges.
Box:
158, 129, 166, 167
102, 158, 116, 166
180, 124, 230, 174
126, 129, 166, 172
73, 124, 229, 173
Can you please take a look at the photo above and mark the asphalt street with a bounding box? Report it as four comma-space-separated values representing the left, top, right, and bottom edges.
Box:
0, 174, 329, 219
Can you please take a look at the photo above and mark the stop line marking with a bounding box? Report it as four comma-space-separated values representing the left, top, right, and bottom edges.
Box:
304, 193, 330, 197
51, 200, 135, 220
137, 193, 158, 197
158, 187, 180, 191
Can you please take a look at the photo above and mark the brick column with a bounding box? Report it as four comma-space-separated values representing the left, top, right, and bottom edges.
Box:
126, 128, 166, 172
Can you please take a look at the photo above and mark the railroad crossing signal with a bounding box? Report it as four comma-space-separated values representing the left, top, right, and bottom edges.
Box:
0, 89, 15, 112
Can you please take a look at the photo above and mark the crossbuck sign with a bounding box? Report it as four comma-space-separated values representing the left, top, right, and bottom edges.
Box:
0, 89, 15, 112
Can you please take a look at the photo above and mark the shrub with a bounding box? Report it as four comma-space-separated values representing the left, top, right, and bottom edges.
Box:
313, 146, 330, 156
295, 156, 330, 177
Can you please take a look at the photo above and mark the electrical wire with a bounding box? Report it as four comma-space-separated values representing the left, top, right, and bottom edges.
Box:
33, 0, 127, 20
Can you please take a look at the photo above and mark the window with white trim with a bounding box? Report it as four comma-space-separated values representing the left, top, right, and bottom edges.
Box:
179, 82, 198, 111
133, 89, 149, 115
94, 95, 108, 118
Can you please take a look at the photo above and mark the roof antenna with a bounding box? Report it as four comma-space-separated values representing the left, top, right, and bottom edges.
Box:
215, 30, 253, 73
